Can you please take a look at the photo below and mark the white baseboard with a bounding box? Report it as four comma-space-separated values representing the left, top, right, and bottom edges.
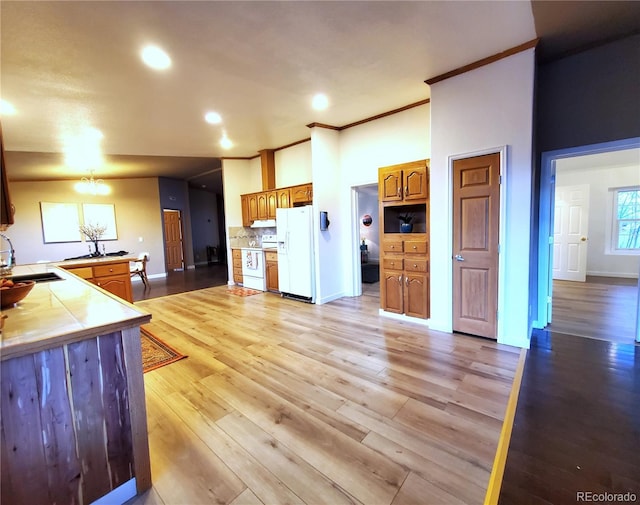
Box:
378, 309, 431, 327
587, 271, 639, 279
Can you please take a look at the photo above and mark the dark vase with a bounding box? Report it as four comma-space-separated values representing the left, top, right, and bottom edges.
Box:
400, 222, 413, 233
92, 241, 101, 256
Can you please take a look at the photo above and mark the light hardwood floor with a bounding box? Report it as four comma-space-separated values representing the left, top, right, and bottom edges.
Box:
550, 276, 639, 344
129, 285, 520, 505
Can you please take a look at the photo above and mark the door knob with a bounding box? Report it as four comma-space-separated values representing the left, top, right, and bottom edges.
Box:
580, 237, 587, 242
454, 254, 465, 261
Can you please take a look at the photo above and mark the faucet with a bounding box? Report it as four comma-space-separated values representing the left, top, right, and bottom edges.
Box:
0, 233, 15, 273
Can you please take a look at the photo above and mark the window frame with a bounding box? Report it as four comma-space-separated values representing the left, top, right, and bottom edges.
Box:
609, 185, 640, 255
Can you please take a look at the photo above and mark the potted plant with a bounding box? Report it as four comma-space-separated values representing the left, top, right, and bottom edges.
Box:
398, 213, 414, 233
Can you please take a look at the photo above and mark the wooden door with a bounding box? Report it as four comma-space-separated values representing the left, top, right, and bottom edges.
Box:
452, 153, 500, 339
553, 184, 589, 282
163, 209, 184, 271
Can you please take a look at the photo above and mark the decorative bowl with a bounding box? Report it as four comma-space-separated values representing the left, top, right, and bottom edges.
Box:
0, 280, 36, 308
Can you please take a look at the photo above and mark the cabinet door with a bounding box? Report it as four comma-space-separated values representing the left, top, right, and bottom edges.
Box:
93, 275, 133, 303
277, 189, 291, 209
0, 123, 14, 227
266, 191, 278, 219
266, 261, 279, 291
291, 184, 312, 205
257, 193, 268, 220
241, 195, 251, 227
379, 167, 403, 202
248, 194, 259, 222
404, 166, 428, 201
404, 272, 428, 319
381, 271, 403, 314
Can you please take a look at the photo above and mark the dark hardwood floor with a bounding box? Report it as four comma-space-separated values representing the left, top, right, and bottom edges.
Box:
132, 263, 229, 302
499, 329, 640, 504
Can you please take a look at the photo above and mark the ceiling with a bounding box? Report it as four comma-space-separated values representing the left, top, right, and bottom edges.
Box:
1, 1, 639, 194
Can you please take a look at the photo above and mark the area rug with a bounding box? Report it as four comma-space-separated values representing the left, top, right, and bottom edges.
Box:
227, 286, 263, 297
140, 326, 187, 373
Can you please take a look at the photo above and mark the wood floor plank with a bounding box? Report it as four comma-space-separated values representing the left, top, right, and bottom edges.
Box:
134, 285, 518, 505
143, 386, 245, 505
217, 411, 360, 505
391, 471, 467, 505
200, 368, 407, 505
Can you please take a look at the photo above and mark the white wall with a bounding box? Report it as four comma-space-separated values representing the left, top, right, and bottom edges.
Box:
430, 49, 536, 348
310, 127, 343, 304
275, 141, 312, 187
556, 163, 640, 277
339, 104, 431, 295
8, 178, 166, 276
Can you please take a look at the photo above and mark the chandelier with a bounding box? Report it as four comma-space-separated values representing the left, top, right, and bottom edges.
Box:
75, 170, 110, 195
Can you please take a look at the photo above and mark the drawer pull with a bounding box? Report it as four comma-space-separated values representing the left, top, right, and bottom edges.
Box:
412, 245, 417, 249
413, 264, 417, 268
109, 268, 113, 272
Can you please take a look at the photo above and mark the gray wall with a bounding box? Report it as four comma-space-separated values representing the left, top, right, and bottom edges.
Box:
536, 34, 640, 153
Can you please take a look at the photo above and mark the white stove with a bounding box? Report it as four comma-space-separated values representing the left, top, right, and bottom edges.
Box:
240, 235, 278, 290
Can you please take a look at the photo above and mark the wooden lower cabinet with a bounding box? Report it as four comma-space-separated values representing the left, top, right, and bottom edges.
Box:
63, 259, 133, 303
232, 249, 243, 284
265, 250, 278, 292
380, 236, 429, 319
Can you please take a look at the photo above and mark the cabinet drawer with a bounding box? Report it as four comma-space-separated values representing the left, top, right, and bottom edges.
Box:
404, 240, 428, 254
232, 258, 243, 268
382, 258, 403, 270
405, 259, 428, 272
232, 249, 242, 259
382, 240, 403, 253
66, 266, 93, 279
233, 267, 244, 279
93, 262, 129, 278
265, 251, 278, 262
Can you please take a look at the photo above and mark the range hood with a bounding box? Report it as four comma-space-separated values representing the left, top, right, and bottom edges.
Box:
250, 219, 276, 228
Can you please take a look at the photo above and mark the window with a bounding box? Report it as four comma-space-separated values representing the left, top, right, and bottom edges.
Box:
613, 187, 640, 251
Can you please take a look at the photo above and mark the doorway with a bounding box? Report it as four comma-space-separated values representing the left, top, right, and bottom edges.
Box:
536, 138, 640, 343
354, 184, 380, 299
163, 209, 185, 271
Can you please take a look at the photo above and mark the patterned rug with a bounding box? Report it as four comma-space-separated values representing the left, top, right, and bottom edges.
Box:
227, 286, 263, 297
140, 326, 187, 373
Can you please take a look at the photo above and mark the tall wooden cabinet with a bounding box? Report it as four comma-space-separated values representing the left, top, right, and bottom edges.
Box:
379, 160, 430, 320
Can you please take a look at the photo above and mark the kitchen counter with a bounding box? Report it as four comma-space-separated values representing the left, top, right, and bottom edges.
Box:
1, 261, 148, 360
1, 263, 152, 505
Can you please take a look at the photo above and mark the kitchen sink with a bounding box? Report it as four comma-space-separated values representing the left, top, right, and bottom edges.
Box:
8, 272, 63, 283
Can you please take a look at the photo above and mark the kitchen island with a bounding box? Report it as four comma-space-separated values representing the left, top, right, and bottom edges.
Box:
1, 263, 152, 505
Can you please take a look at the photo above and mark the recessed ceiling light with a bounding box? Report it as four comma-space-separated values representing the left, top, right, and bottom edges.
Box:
0, 99, 17, 115
141, 45, 171, 70
312, 93, 329, 111
205, 111, 222, 124
220, 134, 233, 149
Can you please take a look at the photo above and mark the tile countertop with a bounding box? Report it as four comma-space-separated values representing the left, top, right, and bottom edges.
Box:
0, 262, 151, 361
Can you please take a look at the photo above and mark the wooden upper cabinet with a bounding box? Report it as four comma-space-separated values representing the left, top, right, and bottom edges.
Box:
266, 191, 278, 219
257, 193, 268, 220
291, 183, 313, 205
379, 160, 428, 202
277, 188, 291, 209
241, 195, 251, 227
248, 194, 259, 222
379, 167, 403, 202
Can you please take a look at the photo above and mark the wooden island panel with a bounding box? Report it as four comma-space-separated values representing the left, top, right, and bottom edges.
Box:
1, 264, 151, 504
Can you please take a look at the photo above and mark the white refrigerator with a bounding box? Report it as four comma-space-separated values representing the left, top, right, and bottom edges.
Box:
276, 205, 315, 303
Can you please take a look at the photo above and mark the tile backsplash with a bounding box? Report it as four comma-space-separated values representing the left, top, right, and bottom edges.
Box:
228, 226, 277, 248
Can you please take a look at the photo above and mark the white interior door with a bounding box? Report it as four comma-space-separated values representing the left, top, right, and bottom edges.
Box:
553, 184, 590, 281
